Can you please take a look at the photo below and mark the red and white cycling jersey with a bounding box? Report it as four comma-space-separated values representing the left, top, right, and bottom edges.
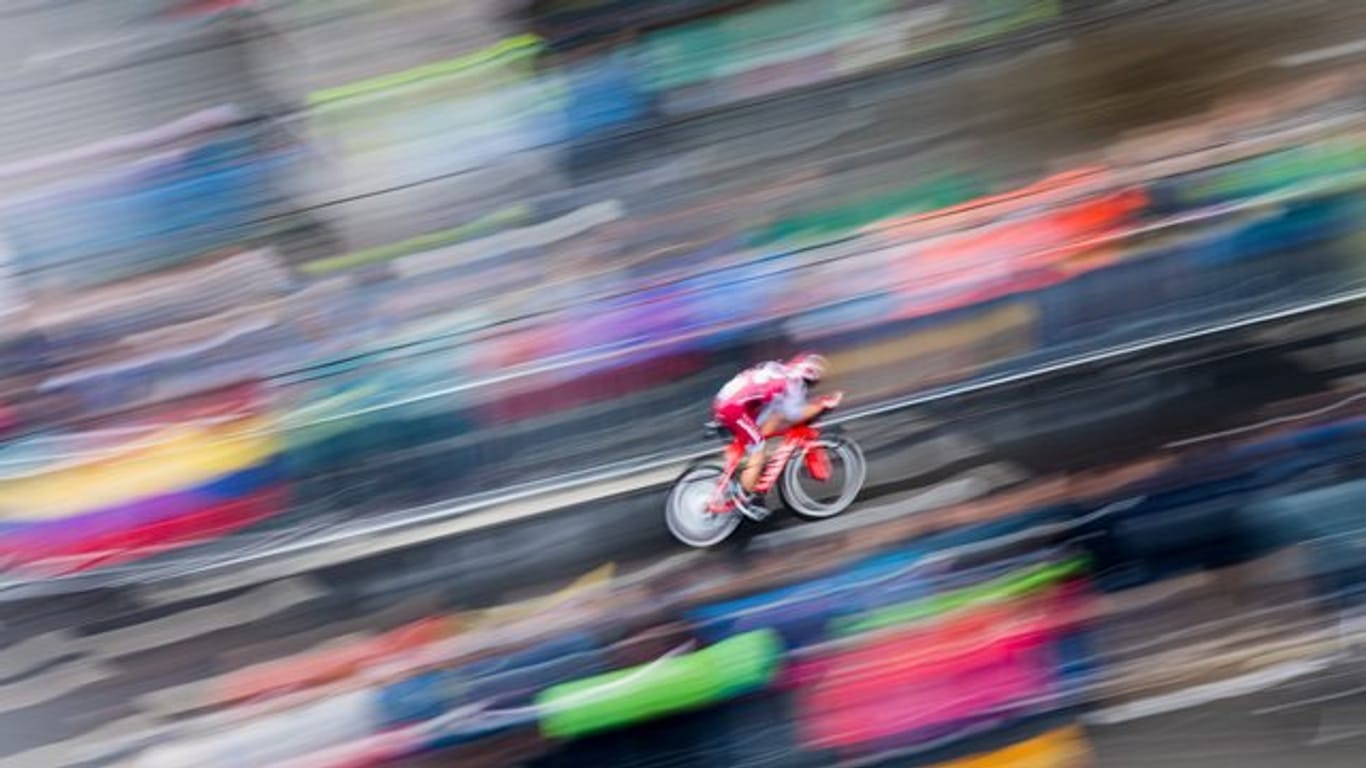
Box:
713, 362, 808, 449
715, 362, 792, 406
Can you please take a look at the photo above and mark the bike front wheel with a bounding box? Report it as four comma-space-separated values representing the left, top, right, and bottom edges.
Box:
780, 436, 866, 519
666, 462, 743, 547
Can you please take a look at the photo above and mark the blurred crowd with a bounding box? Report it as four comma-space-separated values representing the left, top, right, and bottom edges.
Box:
2, 0, 1366, 766
24, 390, 1366, 766
0, 0, 1361, 576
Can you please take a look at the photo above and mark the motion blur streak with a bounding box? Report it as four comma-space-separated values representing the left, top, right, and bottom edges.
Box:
0, 0, 1365, 766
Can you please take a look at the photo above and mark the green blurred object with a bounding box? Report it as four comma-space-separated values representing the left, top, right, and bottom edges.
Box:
299, 205, 533, 276
831, 556, 1088, 637
307, 34, 546, 108
640, 0, 1060, 96
752, 173, 988, 247
965, 0, 1062, 41
1180, 135, 1366, 205
640, 19, 729, 92
536, 629, 784, 739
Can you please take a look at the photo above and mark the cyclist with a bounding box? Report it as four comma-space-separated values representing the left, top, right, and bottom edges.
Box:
712, 353, 842, 518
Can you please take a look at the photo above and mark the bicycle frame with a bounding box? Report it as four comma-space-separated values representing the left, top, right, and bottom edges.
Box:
705, 423, 833, 514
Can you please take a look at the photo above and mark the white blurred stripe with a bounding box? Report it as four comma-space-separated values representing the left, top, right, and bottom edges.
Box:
136, 690, 380, 768
132, 679, 214, 720
1166, 391, 1366, 448
395, 201, 624, 278
871, 431, 994, 474
0, 630, 78, 681
80, 578, 326, 658
1277, 38, 1366, 67
1309, 700, 1366, 746
1084, 658, 1334, 725
753, 464, 1027, 549
0, 659, 118, 714
0, 713, 164, 768
40, 315, 278, 391
30, 247, 287, 335
0, 106, 243, 182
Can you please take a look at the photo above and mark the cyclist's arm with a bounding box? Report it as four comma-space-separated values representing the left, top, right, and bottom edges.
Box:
777, 379, 809, 420
759, 380, 817, 434
794, 401, 830, 424
762, 402, 829, 436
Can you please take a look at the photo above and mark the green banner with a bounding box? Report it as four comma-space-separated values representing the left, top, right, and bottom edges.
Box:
831, 556, 1088, 637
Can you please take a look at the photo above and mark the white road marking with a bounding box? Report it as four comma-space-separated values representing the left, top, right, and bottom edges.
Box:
0, 659, 119, 715
140, 464, 685, 603
0, 713, 165, 768
79, 578, 325, 658
0, 630, 79, 681
1084, 659, 1336, 725
1277, 38, 1366, 67
752, 467, 1021, 549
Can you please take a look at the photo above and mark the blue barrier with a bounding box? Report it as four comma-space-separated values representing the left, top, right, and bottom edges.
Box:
2, 133, 301, 291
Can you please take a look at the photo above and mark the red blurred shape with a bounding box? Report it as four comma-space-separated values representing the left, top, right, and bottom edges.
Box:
795, 588, 1085, 750
7, 486, 284, 574
213, 615, 458, 705
165, 0, 253, 18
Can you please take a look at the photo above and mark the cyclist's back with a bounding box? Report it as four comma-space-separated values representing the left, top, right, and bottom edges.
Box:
714, 361, 790, 412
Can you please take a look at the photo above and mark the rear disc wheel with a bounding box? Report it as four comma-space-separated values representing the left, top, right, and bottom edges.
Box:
780, 436, 866, 519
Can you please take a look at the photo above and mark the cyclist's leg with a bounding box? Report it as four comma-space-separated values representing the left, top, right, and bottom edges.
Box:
717, 403, 767, 521
716, 402, 765, 493
759, 411, 786, 438
736, 414, 766, 493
